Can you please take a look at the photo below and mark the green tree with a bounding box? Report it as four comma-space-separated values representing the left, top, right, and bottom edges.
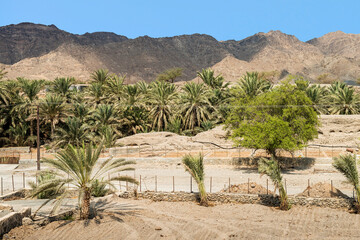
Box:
156, 68, 183, 83
258, 158, 290, 210
31, 143, 137, 219
182, 154, 208, 206
333, 154, 360, 212
226, 81, 319, 158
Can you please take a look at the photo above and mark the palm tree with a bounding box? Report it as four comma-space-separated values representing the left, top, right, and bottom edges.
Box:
0, 82, 10, 105
16, 78, 45, 137
5, 121, 35, 146
91, 104, 120, 134
71, 103, 92, 123
197, 68, 228, 89
179, 82, 212, 131
122, 84, 143, 107
306, 85, 328, 114
53, 117, 92, 148
148, 81, 177, 131
235, 72, 271, 98
105, 75, 125, 101
51, 77, 75, 100
94, 126, 121, 148
182, 154, 208, 206
91, 69, 110, 85
87, 82, 107, 105
31, 143, 138, 219
327, 85, 360, 114
333, 154, 360, 212
39, 94, 67, 138
258, 158, 290, 210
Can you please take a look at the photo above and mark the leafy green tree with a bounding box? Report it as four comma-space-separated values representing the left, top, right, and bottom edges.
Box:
182, 154, 208, 206
179, 82, 212, 131
226, 81, 319, 158
156, 68, 183, 83
258, 158, 290, 210
333, 154, 360, 212
234, 72, 271, 98
31, 143, 137, 219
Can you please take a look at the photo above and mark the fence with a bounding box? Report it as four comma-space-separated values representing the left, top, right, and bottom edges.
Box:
0, 170, 356, 200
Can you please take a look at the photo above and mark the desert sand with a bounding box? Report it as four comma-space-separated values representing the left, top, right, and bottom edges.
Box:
6, 198, 360, 240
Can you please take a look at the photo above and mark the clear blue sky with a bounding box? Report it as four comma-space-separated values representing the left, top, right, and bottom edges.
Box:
1, 0, 359, 41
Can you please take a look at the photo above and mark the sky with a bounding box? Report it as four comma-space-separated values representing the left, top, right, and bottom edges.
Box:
1, 0, 360, 41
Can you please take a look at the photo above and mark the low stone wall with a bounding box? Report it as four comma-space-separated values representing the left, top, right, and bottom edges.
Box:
0, 190, 26, 201
119, 191, 354, 210
0, 207, 31, 237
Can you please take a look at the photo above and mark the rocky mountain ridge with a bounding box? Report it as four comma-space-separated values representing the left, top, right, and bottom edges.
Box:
0, 23, 359, 83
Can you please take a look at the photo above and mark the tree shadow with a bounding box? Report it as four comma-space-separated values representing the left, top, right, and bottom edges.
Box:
232, 157, 316, 171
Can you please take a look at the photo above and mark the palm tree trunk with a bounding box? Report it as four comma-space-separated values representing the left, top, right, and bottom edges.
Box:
279, 184, 289, 210
198, 181, 208, 207
80, 189, 91, 219
355, 185, 360, 213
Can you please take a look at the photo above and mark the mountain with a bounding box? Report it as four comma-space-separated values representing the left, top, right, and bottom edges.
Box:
0, 23, 359, 83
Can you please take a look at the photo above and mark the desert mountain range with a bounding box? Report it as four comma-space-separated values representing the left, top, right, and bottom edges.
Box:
0, 22, 359, 83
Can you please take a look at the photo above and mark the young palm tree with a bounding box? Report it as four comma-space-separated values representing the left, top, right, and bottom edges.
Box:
87, 82, 107, 105
122, 84, 143, 106
333, 154, 360, 212
94, 126, 121, 148
148, 81, 177, 131
31, 142, 138, 219
71, 103, 92, 123
236, 72, 271, 98
39, 94, 67, 138
182, 154, 208, 206
5, 121, 35, 146
179, 82, 212, 131
258, 158, 290, 210
91, 104, 120, 134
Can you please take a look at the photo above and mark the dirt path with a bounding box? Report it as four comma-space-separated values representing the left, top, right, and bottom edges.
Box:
7, 198, 360, 240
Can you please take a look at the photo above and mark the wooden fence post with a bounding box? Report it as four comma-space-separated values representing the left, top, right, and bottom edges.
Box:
308, 179, 310, 197
266, 179, 269, 195
190, 176, 192, 193
172, 176, 175, 192
139, 175, 142, 192
210, 177, 212, 193
23, 173, 25, 189
228, 177, 231, 193
12, 175, 14, 192
247, 178, 250, 194
155, 175, 157, 192
1, 177, 3, 195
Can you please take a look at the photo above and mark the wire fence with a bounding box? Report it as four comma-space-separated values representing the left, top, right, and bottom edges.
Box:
0, 171, 356, 199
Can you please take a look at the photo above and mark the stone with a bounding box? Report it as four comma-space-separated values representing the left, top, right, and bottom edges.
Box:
22, 217, 33, 226
19, 207, 31, 218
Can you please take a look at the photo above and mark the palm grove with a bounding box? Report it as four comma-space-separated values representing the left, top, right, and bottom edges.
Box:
0, 69, 360, 149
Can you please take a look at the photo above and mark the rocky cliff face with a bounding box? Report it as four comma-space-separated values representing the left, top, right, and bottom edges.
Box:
0, 23, 359, 83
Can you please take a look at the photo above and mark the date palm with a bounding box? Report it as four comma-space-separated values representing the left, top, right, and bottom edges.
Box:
306, 85, 328, 114
91, 104, 120, 133
148, 81, 177, 131
182, 154, 208, 206
16, 78, 45, 137
105, 75, 125, 101
179, 82, 212, 131
91, 69, 110, 85
31, 142, 137, 219
39, 94, 67, 138
327, 85, 360, 114
51, 77, 75, 100
197, 68, 228, 90
53, 117, 92, 148
236, 72, 271, 98
87, 82, 107, 105
333, 154, 360, 212
258, 158, 290, 210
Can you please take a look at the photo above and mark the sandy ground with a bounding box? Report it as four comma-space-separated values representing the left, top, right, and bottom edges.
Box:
6, 198, 360, 240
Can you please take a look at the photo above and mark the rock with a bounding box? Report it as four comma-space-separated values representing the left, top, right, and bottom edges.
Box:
36, 217, 50, 226
0, 204, 13, 211
22, 217, 33, 226
155, 227, 162, 231
19, 207, 31, 218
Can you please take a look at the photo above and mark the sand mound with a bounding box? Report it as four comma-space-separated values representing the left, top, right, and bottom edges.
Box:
221, 182, 273, 195
297, 182, 348, 198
